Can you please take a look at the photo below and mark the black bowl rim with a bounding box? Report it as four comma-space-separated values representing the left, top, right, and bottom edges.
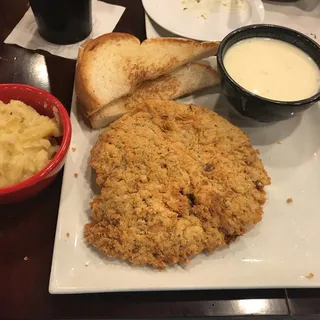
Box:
217, 24, 320, 107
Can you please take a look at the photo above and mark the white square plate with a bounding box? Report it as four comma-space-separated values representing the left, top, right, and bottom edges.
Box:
49, 59, 320, 293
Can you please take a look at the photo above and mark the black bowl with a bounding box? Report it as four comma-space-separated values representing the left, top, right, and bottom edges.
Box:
217, 24, 320, 122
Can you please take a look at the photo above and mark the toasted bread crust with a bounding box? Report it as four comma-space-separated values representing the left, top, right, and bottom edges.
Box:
75, 33, 140, 117
75, 33, 220, 118
89, 63, 221, 129
142, 37, 220, 50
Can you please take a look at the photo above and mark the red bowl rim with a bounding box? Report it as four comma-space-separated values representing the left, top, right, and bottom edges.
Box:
0, 84, 72, 195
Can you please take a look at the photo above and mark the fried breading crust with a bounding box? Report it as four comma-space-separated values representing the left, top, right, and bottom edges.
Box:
85, 100, 270, 268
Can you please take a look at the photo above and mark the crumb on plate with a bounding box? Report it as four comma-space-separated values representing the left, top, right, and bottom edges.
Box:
74, 173, 78, 178
66, 232, 70, 238
255, 180, 264, 191
72, 147, 76, 152
277, 141, 281, 144
287, 198, 293, 203
309, 33, 317, 40
306, 272, 314, 279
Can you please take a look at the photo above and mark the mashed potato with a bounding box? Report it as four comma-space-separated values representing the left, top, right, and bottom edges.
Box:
0, 100, 61, 188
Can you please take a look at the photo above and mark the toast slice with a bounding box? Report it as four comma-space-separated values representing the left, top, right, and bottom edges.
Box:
75, 33, 220, 118
89, 63, 220, 129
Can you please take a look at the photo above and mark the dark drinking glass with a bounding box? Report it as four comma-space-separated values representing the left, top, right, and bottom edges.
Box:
29, 0, 92, 45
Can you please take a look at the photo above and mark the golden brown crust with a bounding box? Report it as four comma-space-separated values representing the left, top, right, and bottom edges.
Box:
75, 33, 140, 117
85, 100, 270, 268
142, 37, 220, 51
75, 32, 220, 118
123, 63, 220, 110
88, 63, 220, 128
75, 47, 93, 116
84, 32, 140, 52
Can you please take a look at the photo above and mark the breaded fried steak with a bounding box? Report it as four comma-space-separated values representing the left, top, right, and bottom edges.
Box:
84, 100, 270, 268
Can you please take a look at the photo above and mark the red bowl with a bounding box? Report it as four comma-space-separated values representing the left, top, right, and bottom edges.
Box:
0, 84, 72, 204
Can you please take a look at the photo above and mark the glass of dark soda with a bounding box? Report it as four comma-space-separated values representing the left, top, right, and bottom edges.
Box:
29, 0, 92, 45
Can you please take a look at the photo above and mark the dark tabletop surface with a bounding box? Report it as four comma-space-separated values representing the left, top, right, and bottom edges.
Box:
0, 0, 320, 319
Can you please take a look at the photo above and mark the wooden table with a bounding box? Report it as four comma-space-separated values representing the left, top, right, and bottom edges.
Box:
0, 0, 320, 319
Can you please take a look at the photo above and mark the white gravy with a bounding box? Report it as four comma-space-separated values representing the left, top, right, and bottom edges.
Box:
223, 37, 320, 101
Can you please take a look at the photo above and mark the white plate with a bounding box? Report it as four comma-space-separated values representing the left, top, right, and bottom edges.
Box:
142, 0, 265, 41
49, 57, 320, 293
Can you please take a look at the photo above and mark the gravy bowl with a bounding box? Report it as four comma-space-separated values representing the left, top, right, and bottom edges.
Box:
217, 24, 320, 122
